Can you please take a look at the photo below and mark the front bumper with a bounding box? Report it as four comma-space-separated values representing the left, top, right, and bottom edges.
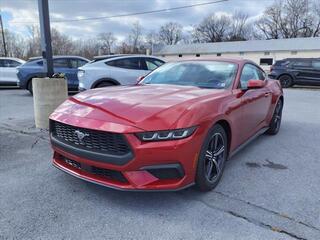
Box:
51, 121, 204, 191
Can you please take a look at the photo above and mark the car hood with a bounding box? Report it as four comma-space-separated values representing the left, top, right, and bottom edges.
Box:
56, 85, 227, 131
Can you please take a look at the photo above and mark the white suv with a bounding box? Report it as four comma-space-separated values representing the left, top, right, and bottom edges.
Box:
0, 57, 25, 86
78, 55, 165, 91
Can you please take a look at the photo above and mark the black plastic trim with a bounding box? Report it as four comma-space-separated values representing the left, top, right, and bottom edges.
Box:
141, 163, 185, 178
51, 134, 133, 165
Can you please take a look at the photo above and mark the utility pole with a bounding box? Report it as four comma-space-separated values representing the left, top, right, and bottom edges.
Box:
38, 0, 53, 77
0, 13, 7, 57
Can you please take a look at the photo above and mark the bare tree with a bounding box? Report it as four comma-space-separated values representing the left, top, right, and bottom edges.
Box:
129, 21, 143, 53
25, 25, 41, 58
51, 28, 75, 55
228, 11, 251, 41
0, 29, 26, 58
98, 32, 117, 54
158, 22, 183, 45
194, 14, 231, 42
255, 0, 319, 39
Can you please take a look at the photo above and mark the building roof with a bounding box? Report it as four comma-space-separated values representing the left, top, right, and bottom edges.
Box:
154, 37, 320, 55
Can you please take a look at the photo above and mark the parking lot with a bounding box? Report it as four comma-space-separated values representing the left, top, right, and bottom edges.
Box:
0, 88, 320, 240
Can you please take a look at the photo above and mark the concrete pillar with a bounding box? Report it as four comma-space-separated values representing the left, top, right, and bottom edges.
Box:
146, 48, 151, 55
33, 77, 68, 129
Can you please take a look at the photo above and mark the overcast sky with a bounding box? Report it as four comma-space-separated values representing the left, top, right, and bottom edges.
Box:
1, 0, 273, 40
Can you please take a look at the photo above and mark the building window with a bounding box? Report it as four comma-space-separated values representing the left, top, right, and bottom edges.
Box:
196, 54, 200, 57
264, 52, 270, 56
239, 52, 244, 56
178, 54, 183, 57
260, 58, 273, 66
217, 53, 222, 57
291, 51, 298, 55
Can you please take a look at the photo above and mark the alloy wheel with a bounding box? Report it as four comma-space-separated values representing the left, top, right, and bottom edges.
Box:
274, 100, 283, 131
204, 133, 225, 182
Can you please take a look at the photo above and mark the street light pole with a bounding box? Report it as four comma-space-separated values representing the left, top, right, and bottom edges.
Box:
38, 0, 53, 77
0, 13, 7, 57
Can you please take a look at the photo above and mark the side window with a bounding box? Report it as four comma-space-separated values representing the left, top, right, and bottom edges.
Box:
69, 59, 88, 68
53, 58, 69, 68
37, 60, 43, 66
257, 68, 266, 80
69, 59, 78, 68
312, 60, 320, 69
6, 60, 21, 67
145, 58, 164, 71
0, 59, 5, 67
292, 60, 311, 68
106, 58, 142, 70
240, 64, 260, 88
77, 59, 88, 67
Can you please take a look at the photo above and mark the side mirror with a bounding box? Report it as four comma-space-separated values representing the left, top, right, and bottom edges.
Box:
136, 75, 145, 85
247, 79, 265, 89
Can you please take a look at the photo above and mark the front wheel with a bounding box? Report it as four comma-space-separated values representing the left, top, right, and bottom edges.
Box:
266, 99, 283, 135
278, 75, 293, 88
195, 124, 228, 191
95, 81, 115, 88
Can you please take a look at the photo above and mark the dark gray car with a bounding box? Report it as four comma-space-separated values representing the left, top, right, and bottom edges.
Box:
269, 58, 320, 88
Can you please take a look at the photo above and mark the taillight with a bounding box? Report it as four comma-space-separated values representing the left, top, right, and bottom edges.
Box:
270, 65, 274, 72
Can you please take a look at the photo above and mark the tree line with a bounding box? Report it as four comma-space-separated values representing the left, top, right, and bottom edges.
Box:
1, 0, 319, 60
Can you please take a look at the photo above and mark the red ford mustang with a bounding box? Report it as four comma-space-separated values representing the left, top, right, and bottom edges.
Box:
49, 59, 283, 191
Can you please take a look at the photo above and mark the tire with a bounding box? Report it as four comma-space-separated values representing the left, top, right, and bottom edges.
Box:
27, 80, 33, 95
278, 75, 293, 88
95, 81, 115, 88
195, 124, 228, 191
266, 99, 283, 135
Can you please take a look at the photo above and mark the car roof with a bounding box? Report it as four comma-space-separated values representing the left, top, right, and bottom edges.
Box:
280, 58, 320, 61
103, 54, 164, 62
172, 57, 254, 65
28, 55, 89, 61
0, 57, 26, 63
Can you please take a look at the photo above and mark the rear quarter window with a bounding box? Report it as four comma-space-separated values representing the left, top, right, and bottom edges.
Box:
106, 58, 142, 70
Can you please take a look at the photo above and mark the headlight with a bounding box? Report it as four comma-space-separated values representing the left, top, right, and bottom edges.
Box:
77, 70, 85, 78
135, 126, 197, 142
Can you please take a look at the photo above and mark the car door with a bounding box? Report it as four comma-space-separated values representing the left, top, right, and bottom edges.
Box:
68, 58, 88, 88
289, 59, 313, 83
6, 60, 22, 83
239, 64, 272, 141
0, 59, 7, 83
310, 60, 320, 84
53, 58, 73, 87
106, 57, 148, 85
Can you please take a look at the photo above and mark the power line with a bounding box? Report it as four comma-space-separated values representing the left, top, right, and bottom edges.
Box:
12, 0, 228, 24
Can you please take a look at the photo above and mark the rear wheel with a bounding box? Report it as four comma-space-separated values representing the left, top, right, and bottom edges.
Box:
27, 80, 33, 95
196, 124, 228, 191
278, 75, 293, 88
266, 99, 283, 135
95, 81, 115, 88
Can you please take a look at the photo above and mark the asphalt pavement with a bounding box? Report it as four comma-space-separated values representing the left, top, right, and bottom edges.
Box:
0, 88, 319, 240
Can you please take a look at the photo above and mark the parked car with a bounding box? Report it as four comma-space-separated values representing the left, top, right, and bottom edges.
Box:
17, 55, 89, 94
49, 58, 283, 191
0, 57, 26, 86
78, 55, 165, 91
269, 58, 320, 88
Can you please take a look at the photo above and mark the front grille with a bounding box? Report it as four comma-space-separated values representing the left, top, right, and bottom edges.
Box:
51, 120, 131, 156
61, 156, 128, 183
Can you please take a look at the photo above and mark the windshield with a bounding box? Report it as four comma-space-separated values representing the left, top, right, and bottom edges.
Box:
141, 61, 238, 89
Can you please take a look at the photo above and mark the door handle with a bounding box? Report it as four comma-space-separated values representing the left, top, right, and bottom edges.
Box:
264, 92, 271, 97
